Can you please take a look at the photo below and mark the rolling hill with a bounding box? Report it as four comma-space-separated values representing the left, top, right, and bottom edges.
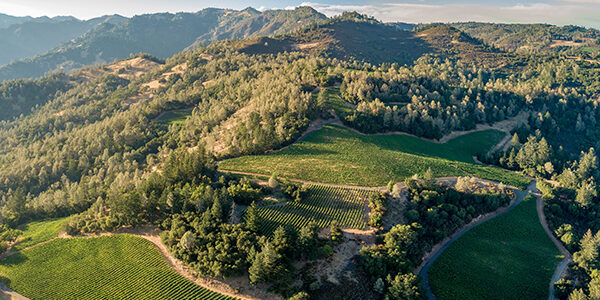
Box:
235, 12, 516, 69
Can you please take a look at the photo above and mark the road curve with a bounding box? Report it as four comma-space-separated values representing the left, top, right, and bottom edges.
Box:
417, 181, 536, 300
533, 186, 573, 300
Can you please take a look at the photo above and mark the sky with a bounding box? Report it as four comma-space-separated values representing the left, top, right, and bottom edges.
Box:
1, 0, 600, 28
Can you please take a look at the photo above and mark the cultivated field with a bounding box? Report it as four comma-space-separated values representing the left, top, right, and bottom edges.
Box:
257, 185, 374, 234
0, 234, 234, 300
428, 195, 561, 300
13, 217, 68, 250
220, 125, 529, 189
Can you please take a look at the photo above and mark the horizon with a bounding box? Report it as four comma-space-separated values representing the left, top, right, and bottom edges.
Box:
1, 1, 600, 29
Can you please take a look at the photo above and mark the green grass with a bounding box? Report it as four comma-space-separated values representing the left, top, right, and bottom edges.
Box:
428, 195, 562, 300
257, 185, 373, 235
154, 108, 194, 125
220, 125, 529, 189
0, 234, 233, 300
13, 217, 68, 251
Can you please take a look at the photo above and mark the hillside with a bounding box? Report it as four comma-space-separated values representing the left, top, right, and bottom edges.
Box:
0, 15, 126, 66
236, 13, 516, 69
453, 22, 600, 52
0, 7, 325, 82
236, 12, 432, 65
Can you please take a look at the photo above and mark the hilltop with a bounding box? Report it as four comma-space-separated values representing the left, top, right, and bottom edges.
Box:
235, 12, 516, 69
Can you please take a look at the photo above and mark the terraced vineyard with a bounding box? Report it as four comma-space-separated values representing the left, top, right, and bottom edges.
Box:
257, 185, 374, 234
0, 234, 235, 300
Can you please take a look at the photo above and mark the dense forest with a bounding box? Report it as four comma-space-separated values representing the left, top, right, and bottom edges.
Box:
1, 10, 600, 299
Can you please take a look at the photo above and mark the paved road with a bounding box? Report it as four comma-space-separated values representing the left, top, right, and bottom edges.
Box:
417, 181, 536, 300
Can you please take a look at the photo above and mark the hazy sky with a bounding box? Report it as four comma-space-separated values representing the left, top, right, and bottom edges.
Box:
1, 0, 600, 28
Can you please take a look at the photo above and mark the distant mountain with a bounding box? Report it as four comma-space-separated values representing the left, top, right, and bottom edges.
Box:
186, 6, 326, 49
0, 15, 127, 65
0, 13, 36, 28
453, 22, 600, 51
0, 13, 82, 29
0, 7, 325, 82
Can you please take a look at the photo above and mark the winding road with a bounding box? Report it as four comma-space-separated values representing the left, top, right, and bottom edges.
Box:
417, 180, 572, 300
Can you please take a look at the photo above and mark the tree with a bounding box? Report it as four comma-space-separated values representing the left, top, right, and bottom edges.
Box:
388, 180, 395, 193
510, 133, 520, 148
369, 211, 383, 228
245, 202, 261, 233
268, 173, 279, 189
589, 277, 600, 300
385, 273, 423, 300
299, 221, 319, 259
330, 221, 343, 243
423, 167, 435, 187
248, 240, 292, 287
272, 226, 293, 257
575, 181, 597, 208
374, 277, 385, 294
455, 177, 471, 193
288, 291, 310, 300
578, 148, 598, 180
392, 183, 402, 198
179, 231, 196, 251
568, 288, 588, 300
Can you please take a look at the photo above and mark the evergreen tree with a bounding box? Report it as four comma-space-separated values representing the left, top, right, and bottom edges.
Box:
245, 202, 261, 233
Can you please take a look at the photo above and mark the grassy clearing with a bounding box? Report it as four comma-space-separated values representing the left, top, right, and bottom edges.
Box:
220, 125, 529, 189
13, 217, 68, 250
0, 234, 233, 300
257, 185, 373, 235
154, 108, 193, 125
428, 195, 562, 300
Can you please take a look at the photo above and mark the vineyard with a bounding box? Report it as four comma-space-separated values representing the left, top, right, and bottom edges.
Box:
13, 217, 68, 251
220, 125, 530, 189
257, 185, 375, 235
428, 195, 561, 299
0, 234, 235, 300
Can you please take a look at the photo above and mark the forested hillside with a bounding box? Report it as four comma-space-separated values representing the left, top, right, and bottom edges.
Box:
0, 7, 325, 82
1, 10, 600, 300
